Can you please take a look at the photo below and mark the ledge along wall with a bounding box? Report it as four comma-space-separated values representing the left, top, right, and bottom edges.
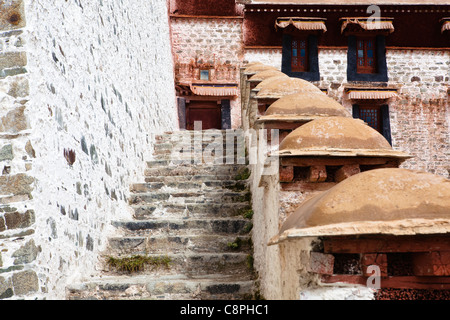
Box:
0, 0, 178, 299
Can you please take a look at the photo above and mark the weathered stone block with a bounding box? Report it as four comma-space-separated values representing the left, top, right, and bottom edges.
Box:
4, 209, 34, 230
0, 144, 13, 161
0, 216, 5, 232
0, 276, 13, 299
25, 140, 35, 158
7, 76, 29, 98
0, 52, 27, 70
0, 66, 27, 78
12, 270, 39, 296
0, 174, 34, 197
0, 106, 28, 133
12, 239, 40, 265
0, 0, 25, 31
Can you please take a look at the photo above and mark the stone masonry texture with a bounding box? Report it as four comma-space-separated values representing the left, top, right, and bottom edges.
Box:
0, 0, 178, 299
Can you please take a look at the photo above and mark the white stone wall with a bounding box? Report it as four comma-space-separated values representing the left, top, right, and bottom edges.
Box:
244, 48, 282, 70
1, 0, 178, 299
387, 49, 449, 100
246, 131, 282, 299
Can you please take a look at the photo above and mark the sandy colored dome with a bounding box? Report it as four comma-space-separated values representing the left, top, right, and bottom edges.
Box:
259, 92, 351, 121
277, 116, 410, 158
249, 69, 288, 82
256, 77, 323, 99
253, 75, 289, 92
270, 168, 450, 242
244, 63, 278, 75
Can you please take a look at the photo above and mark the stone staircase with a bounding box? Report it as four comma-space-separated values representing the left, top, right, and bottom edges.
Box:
67, 130, 257, 300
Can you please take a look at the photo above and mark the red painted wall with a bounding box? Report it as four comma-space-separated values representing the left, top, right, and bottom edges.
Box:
170, 0, 242, 16
243, 5, 450, 48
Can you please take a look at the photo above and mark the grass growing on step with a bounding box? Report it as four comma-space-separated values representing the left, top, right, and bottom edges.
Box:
241, 209, 254, 220
243, 222, 253, 234
227, 237, 243, 250
234, 167, 251, 181
224, 182, 248, 192
246, 254, 254, 271
107, 255, 171, 273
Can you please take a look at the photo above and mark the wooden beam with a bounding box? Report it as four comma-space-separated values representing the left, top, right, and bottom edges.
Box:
361, 253, 388, 277
412, 252, 450, 277
170, 14, 244, 20
321, 275, 450, 290
323, 235, 450, 254
261, 122, 304, 130
279, 165, 294, 182
309, 252, 335, 275
280, 157, 393, 167
308, 165, 327, 183
335, 164, 360, 183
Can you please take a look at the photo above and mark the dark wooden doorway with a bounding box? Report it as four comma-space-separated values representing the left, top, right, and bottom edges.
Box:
186, 101, 222, 130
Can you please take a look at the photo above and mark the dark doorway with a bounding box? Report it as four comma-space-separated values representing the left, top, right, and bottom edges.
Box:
186, 101, 222, 130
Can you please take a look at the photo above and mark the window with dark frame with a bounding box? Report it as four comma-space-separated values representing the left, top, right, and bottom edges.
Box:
353, 103, 392, 145
291, 37, 308, 72
356, 37, 377, 74
359, 105, 382, 132
346, 35, 388, 82
282, 33, 320, 81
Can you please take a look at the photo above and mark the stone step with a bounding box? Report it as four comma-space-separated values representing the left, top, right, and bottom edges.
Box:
144, 174, 241, 183
146, 158, 247, 167
112, 218, 252, 236
129, 190, 251, 205
157, 129, 244, 136
132, 202, 251, 220
144, 164, 250, 177
155, 130, 246, 140
67, 274, 255, 300
98, 252, 253, 279
130, 180, 248, 193
151, 153, 245, 163
154, 143, 245, 155
107, 234, 252, 255
154, 140, 244, 148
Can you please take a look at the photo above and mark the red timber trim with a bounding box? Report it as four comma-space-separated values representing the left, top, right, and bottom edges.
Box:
170, 14, 243, 19
323, 235, 450, 254
321, 275, 450, 290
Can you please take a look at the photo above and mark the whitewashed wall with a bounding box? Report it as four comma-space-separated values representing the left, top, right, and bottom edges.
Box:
1, 0, 178, 299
